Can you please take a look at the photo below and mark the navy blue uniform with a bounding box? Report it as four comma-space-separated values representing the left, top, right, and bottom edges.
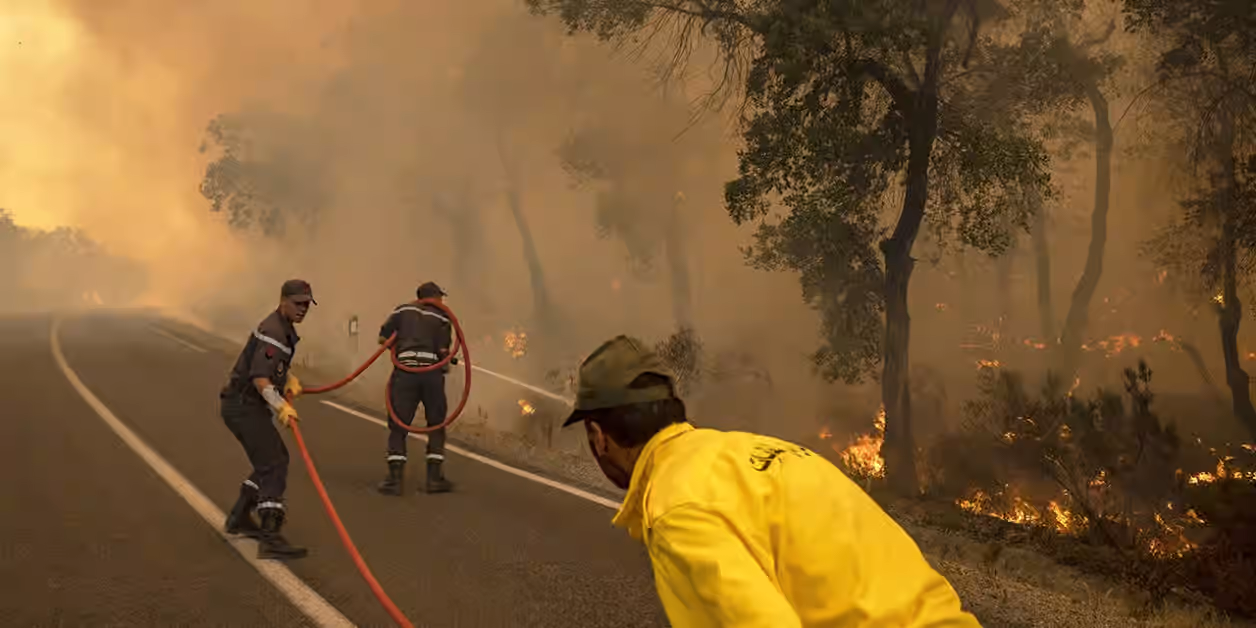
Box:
379, 301, 453, 463
220, 310, 299, 510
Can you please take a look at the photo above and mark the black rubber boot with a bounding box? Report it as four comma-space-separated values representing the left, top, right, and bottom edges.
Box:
257, 508, 308, 560
377, 460, 405, 496
425, 460, 453, 494
224, 484, 263, 539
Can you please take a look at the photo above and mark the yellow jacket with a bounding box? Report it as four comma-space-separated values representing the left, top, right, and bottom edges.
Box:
612, 422, 981, 628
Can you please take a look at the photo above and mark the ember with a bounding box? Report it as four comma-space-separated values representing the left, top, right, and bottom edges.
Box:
518, 399, 536, 416
976, 359, 1002, 370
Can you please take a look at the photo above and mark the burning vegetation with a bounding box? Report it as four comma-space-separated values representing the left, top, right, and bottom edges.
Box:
911, 361, 1256, 616
820, 406, 888, 482
503, 329, 528, 359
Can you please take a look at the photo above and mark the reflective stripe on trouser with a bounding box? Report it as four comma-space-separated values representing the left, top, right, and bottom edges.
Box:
386, 368, 447, 461
220, 394, 290, 505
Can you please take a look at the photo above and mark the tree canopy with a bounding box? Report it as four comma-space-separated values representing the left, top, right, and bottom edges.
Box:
198, 111, 330, 238
530, 0, 1062, 492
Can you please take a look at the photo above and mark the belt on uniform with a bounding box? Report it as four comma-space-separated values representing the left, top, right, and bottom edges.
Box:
397, 350, 440, 368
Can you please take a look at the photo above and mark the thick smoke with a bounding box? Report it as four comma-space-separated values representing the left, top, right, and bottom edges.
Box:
0, 0, 1242, 446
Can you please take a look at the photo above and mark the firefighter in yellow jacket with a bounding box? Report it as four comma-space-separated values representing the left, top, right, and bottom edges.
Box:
561, 335, 982, 627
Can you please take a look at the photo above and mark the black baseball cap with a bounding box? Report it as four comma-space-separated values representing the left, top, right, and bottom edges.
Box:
281, 279, 317, 305
417, 281, 448, 299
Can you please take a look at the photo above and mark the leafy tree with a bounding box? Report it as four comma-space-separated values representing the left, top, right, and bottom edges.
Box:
529, 0, 1054, 492
1129, 0, 1256, 439
1022, 5, 1126, 376
556, 98, 703, 332
458, 15, 581, 339
198, 111, 329, 238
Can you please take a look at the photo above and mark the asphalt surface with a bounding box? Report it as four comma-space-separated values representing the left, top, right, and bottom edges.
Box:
0, 312, 666, 627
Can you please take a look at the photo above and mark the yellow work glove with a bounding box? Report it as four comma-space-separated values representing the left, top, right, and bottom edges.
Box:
276, 403, 300, 428
284, 374, 303, 400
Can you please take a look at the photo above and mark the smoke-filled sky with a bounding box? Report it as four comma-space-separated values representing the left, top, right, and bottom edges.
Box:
0, 0, 1243, 441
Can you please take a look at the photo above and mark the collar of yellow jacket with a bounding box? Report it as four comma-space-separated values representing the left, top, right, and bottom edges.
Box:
611, 421, 695, 539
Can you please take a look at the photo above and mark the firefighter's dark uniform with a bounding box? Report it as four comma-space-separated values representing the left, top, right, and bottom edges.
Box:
377, 282, 455, 495
221, 290, 310, 559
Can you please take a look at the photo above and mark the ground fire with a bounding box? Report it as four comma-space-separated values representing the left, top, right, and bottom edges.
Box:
819, 406, 887, 481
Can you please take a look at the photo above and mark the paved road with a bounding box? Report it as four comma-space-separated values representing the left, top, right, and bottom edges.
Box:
0, 312, 666, 627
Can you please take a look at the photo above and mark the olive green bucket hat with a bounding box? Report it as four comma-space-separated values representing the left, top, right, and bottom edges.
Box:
561, 335, 676, 427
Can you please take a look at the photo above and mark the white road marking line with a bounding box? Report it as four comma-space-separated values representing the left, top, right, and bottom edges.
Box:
149, 325, 208, 353
50, 318, 356, 628
319, 400, 621, 511
470, 365, 574, 406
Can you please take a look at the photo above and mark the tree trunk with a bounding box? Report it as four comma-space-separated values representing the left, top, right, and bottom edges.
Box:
1217, 233, 1256, 438
1215, 114, 1256, 440
433, 184, 485, 303
996, 241, 1014, 328
665, 195, 694, 331
495, 132, 554, 333
1057, 84, 1112, 376
880, 102, 938, 496
1031, 190, 1056, 344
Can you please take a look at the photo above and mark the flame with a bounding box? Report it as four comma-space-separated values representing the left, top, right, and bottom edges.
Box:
1022, 338, 1048, 350
1068, 376, 1081, 397
1081, 333, 1142, 358
1188, 455, 1256, 485
1214, 291, 1225, 305
1089, 469, 1108, 488
1048, 501, 1082, 533
503, 330, 528, 359
518, 399, 536, 416
957, 490, 1045, 526
818, 426, 833, 440
1148, 511, 1199, 558
957, 490, 1084, 534
838, 406, 886, 479
976, 359, 1002, 370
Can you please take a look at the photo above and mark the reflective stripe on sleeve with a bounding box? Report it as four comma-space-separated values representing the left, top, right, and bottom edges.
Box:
252, 330, 293, 355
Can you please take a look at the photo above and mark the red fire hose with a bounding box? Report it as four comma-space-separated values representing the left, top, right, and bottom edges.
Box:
285, 298, 472, 628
